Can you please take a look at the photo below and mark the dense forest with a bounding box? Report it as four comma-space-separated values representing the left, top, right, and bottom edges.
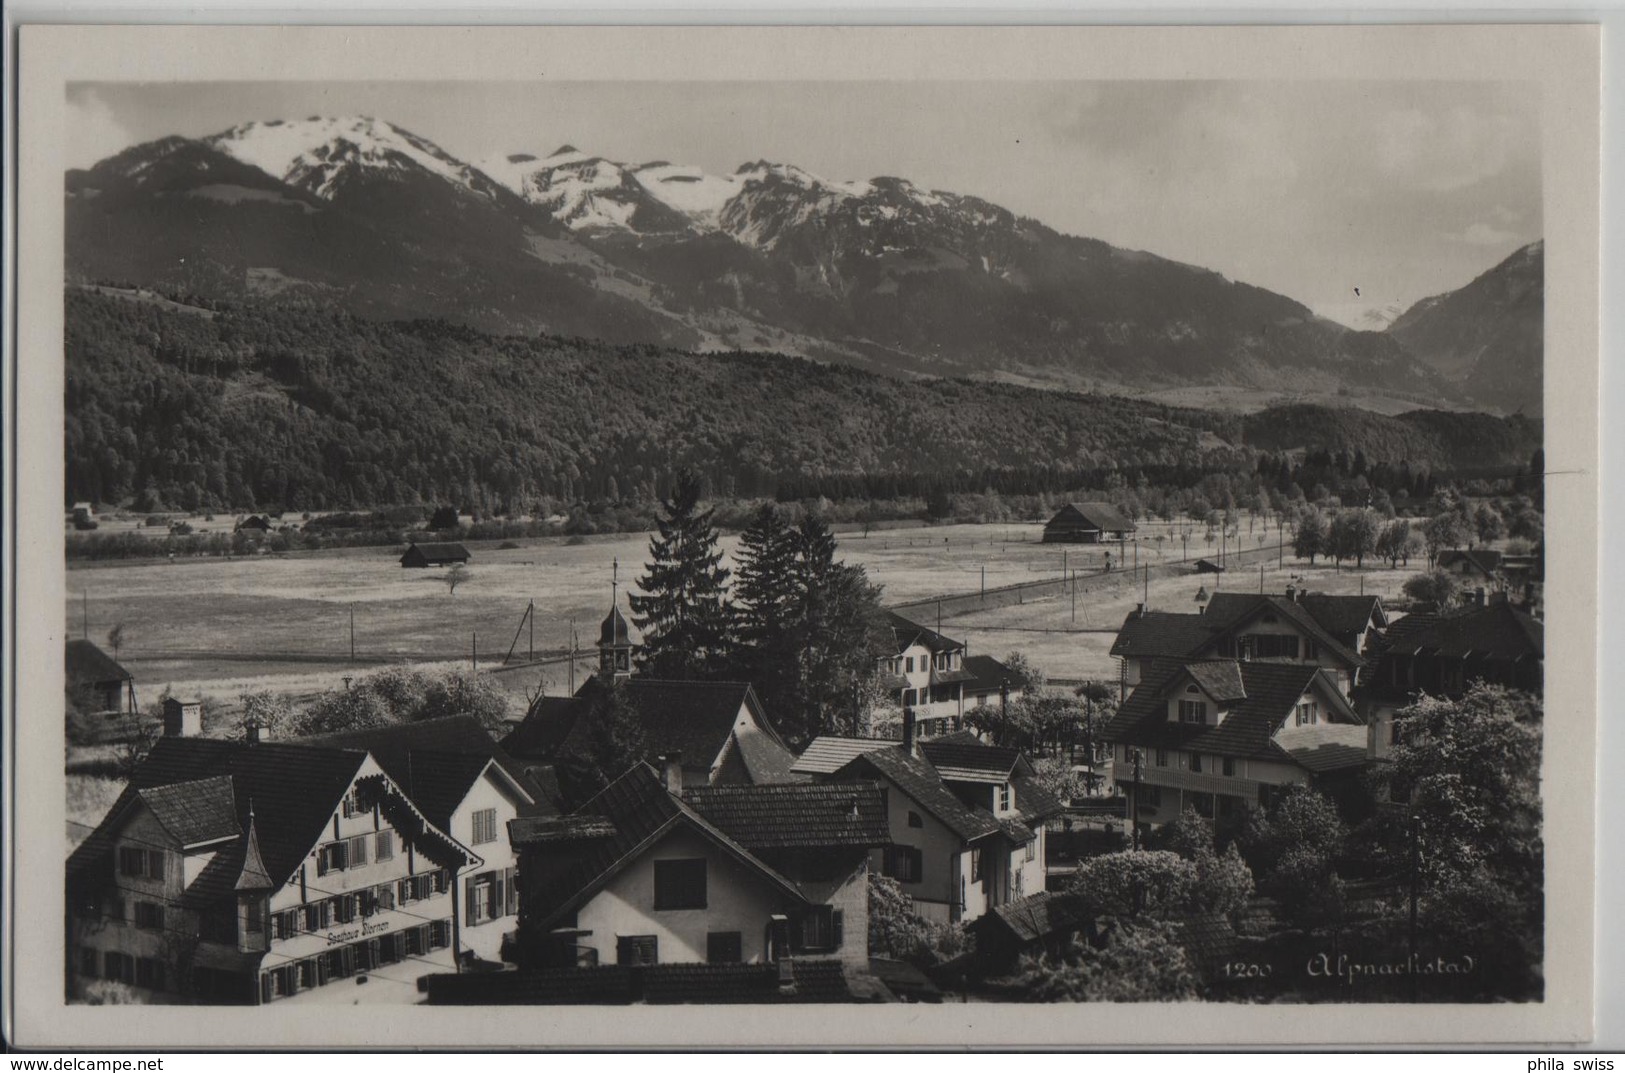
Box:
63, 287, 1541, 517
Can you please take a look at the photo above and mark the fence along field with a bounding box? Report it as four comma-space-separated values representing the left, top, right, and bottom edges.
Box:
66, 512, 1412, 708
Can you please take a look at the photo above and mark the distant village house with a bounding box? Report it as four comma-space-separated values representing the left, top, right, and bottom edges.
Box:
1041, 502, 1137, 545
400, 542, 471, 568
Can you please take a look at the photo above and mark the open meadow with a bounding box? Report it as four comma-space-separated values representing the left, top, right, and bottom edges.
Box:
66, 511, 1403, 712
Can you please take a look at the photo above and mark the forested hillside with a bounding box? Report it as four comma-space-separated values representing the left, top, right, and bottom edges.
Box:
64, 288, 1541, 515
1241, 404, 1542, 472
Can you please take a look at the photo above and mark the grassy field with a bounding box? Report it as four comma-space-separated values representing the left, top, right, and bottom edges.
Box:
67, 512, 1397, 711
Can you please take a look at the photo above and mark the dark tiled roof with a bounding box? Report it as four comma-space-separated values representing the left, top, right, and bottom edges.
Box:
1049, 502, 1136, 533
508, 814, 619, 846
961, 655, 1014, 694
1381, 601, 1543, 661
501, 696, 591, 761
980, 890, 1091, 945
557, 679, 780, 774
880, 611, 963, 656
1198, 594, 1364, 668
68, 738, 366, 891
683, 782, 891, 850
931, 667, 978, 685
1275, 724, 1370, 773
1108, 611, 1217, 660
297, 716, 550, 827
996, 816, 1036, 845
136, 776, 240, 847
1174, 913, 1242, 964
1297, 594, 1386, 638
1183, 660, 1248, 703
403, 541, 470, 561
791, 736, 896, 776
65, 639, 132, 685
832, 747, 1001, 843
919, 739, 1021, 782
1101, 659, 1342, 762
526, 764, 805, 930
1011, 775, 1067, 824
731, 726, 806, 785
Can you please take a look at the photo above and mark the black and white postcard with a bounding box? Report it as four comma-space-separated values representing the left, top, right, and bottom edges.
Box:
5, 22, 1601, 1048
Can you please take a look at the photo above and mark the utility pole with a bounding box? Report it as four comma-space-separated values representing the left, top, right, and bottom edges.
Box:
528, 599, 534, 662
1260, 563, 1265, 594
472, 632, 477, 672
980, 565, 985, 601
350, 607, 356, 660
568, 619, 577, 694
1070, 570, 1077, 624
82, 591, 89, 640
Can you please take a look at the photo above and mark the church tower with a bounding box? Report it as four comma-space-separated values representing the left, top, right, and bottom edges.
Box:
598, 559, 636, 681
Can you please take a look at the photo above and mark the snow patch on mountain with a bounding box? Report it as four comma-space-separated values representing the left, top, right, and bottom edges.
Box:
206, 116, 499, 201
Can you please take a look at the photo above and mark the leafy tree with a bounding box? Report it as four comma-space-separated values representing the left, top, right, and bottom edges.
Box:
1375, 518, 1414, 568
443, 562, 469, 595
1402, 569, 1461, 610
1003, 651, 1045, 692
428, 505, 460, 530
1329, 508, 1380, 567
629, 471, 735, 680
1422, 512, 1470, 565
237, 690, 294, 739
1154, 807, 1255, 917
999, 921, 1201, 1002
1507, 507, 1543, 543
288, 685, 394, 736
107, 623, 126, 661
866, 873, 971, 965
582, 678, 649, 792
418, 669, 514, 734
1028, 755, 1088, 806
1472, 502, 1507, 546
1067, 850, 1196, 919
1293, 510, 1328, 564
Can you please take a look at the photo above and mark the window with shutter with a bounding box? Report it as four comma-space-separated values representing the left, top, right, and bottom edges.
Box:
374, 831, 394, 861
118, 846, 144, 877
505, 867, 520, 916
472, 808, 498, 845
347, 835, 368, 867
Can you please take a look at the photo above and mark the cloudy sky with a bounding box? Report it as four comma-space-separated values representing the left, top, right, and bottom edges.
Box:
67, 79, 1541, 329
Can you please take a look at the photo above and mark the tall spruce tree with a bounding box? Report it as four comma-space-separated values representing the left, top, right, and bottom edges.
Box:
628, 471, 735, 679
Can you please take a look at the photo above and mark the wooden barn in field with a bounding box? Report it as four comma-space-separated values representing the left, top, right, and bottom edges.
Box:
66, 639, 135, 714
400, 541, 471, 568
1041, 502, 1137, 544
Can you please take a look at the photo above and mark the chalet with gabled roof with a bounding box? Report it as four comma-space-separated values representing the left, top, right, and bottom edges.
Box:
400, 542, 471, 568
66, 639, 135, 714
1100, 657, 1369, 832
293, 716, 550, 963
507, 761, 887, 972
1041, 502, 1137, 544
874, 610, 975, 736
807, 723, 1063, 924
66, 737, 480, 1005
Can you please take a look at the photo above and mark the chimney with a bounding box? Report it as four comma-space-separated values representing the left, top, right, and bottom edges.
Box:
1136, 602, 1147, 617
163, 698, 202, 738
244, 717, 266, 744
1474, 587, 1487, 608
902, 707, 916, 753
1284, 584, 1297, 603
660, 753, 683, 795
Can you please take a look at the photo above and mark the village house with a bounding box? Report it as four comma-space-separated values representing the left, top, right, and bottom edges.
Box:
399, 541, 471, 568
797, 718, 1062, 925
1435, 548, 1504, 585
502, 601, 801, 798
66, 639, 136, 715
66, 736, 481, 1006
1040, 502, 1137, 545
1108, 588, 1384, 700
505, 759, 888, 972
292, 716, 550, 964
961, 653, 1023, 713
235, 515, 273, 534
1099, 657, 1370, 833
1359, 598, 1543, 759
874, 611, 976, 737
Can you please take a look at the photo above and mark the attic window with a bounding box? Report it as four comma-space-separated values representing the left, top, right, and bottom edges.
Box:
1185, 684, 1200, 693
907, 810, 923, 828
1262, 613, 1279, 624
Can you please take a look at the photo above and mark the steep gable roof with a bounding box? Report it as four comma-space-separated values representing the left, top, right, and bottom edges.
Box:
832, 747, 1001, 843
1297, 593, 1387, 638
1438, 549, 1504, 577
66, 639, 132, 685
731, 725, 805, 785
979, 889, 1091, 945
298, 715, 547, 827
1108, 610, 1218, 660
879, 611, 963, 656
683, 782, 891, 850
501, 695, 591, 761
403, 541, 470, 561
791, 736, 896, 776
961, 654, 1015, 694
1196, 594, 1364, 668
1102, 659, 1359, 762
1051, 502, 1136, 533
136, 776, 240, 847
1180, 660, 1248, 703
1274, 723, 1370, 773
521, 764, 806, 930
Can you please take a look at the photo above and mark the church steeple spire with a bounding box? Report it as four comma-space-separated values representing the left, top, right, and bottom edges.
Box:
599, 560, 636, 681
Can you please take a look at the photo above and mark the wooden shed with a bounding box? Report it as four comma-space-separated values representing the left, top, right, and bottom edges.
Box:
1041, 502, 1137, 544
401, 541, 472, 568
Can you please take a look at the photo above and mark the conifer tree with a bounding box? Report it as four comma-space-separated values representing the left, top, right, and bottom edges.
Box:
629, 471, 734, 679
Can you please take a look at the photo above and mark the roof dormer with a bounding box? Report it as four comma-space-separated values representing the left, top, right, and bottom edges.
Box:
1163, 661, 1247, 726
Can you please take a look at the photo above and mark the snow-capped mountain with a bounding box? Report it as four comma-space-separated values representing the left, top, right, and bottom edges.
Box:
67, 115, 1502, 408
205, 116, 510, 203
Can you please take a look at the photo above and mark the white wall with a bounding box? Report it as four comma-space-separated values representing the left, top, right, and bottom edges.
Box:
574, 827, 799, 966
449, 767, 528, 962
